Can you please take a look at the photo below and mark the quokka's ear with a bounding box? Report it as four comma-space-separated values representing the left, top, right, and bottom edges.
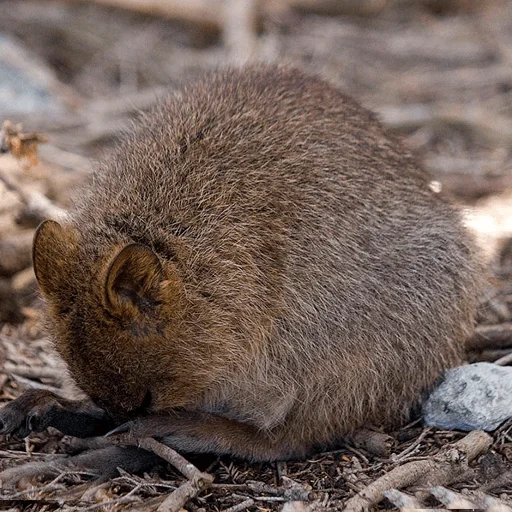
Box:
33, 220, 78, 299
103, 243, 163, 317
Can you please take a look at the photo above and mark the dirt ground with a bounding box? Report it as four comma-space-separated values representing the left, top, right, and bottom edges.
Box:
0, 0, 512, 510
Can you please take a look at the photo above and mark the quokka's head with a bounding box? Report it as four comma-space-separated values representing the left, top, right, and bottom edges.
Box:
32, 219, 211, 420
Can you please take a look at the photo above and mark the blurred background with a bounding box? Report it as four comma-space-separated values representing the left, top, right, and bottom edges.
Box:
0, 0, 512, 345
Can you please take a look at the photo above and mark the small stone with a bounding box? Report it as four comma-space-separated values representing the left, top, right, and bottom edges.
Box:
423, 362, 512, 431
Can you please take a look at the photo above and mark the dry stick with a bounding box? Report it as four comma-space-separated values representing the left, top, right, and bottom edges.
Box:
79, 484, 144, 511
287, 0, 388, 15
383, 489, 424, 511
0, 450, 57, 459
0, 171, 68, 223
377, 104, 512, 146
350, 428, 396, 458
223, 0, 260, 63
430, 487, 512, 512
131, 437, 214, 512
343, 430, 492, 512
389, 428, 430, 464
494, 351, 512, 366
10, 374, 63, 394
210, 480, 312, 502
222, 498, 256, 512
87, 86, 169, 119
430, 486, 479, 509
430, 171, 512, 202
69, 0, 221, 32
247, 478, 312, 501
475, 348, 512, 363
67, 0, 390, 35
38, 144, 92, 172
72, 0, 393, 30
3, 363, 65, 383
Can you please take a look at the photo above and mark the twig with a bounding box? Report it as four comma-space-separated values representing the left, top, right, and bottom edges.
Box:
468, 324, 512, 351
65, 0, 390, 36
286, 0, 388, 15
430, 486, 479, 509
233, 492, 287, 502
0, 171, 68, 224
3, 363, 65, 383
244, 478, 312, 501
431, 487, 512, 511
222, 498, 256, 512
68, 0, 221, 33
86, 85, 169, 118
157, 477, 212, 512
80, 483, 144, 510
494, 351, 512, 366
223, 0, 259, 63
135, 437, 206, 482
342, 443, 370, 465
9, 374, 64, 394
0, 450, 57, 459
389, 428, 430, 464
383, 489, 424, 511
38, 145, 92, 172
343, 430, 492, 512
350, 429, 396, 458
473, 348, 512, 363
377, 104, 512, 146
125, 437, 214, 512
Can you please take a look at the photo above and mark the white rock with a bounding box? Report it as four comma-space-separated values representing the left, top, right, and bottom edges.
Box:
423, 362, 512, 431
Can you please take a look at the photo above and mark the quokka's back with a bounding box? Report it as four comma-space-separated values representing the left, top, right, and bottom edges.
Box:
31, 65, 481, 460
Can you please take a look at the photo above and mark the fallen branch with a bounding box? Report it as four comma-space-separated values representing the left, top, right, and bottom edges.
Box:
0, 170, 68, 224
10, 374, 64, 395
223, 0, 259, 63
494, 351, 512, 366
471, 348, 512, 363
430, 486, 482, 509
350, 429, 396, 458
377, 103, 512, 146
130, 437, 214, 512
343, 430, 492, 512
430, 487, 512, 511
3, 363, 65, 384
383, 489, 423, 510
66, 0, 390, 38
468, 324, 512, 351
287, 0, 388, 15
68, 0, 221, 32
385, 486, 512, 512
222, 498, 256, 512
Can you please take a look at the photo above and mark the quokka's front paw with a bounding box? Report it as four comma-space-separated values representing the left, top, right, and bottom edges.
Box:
0, 389, 60, 439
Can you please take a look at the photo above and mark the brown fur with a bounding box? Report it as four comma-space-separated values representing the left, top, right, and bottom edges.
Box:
18, 65, 483, 460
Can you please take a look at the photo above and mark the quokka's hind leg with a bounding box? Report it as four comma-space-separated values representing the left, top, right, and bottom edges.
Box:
107, 410, 310, 462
